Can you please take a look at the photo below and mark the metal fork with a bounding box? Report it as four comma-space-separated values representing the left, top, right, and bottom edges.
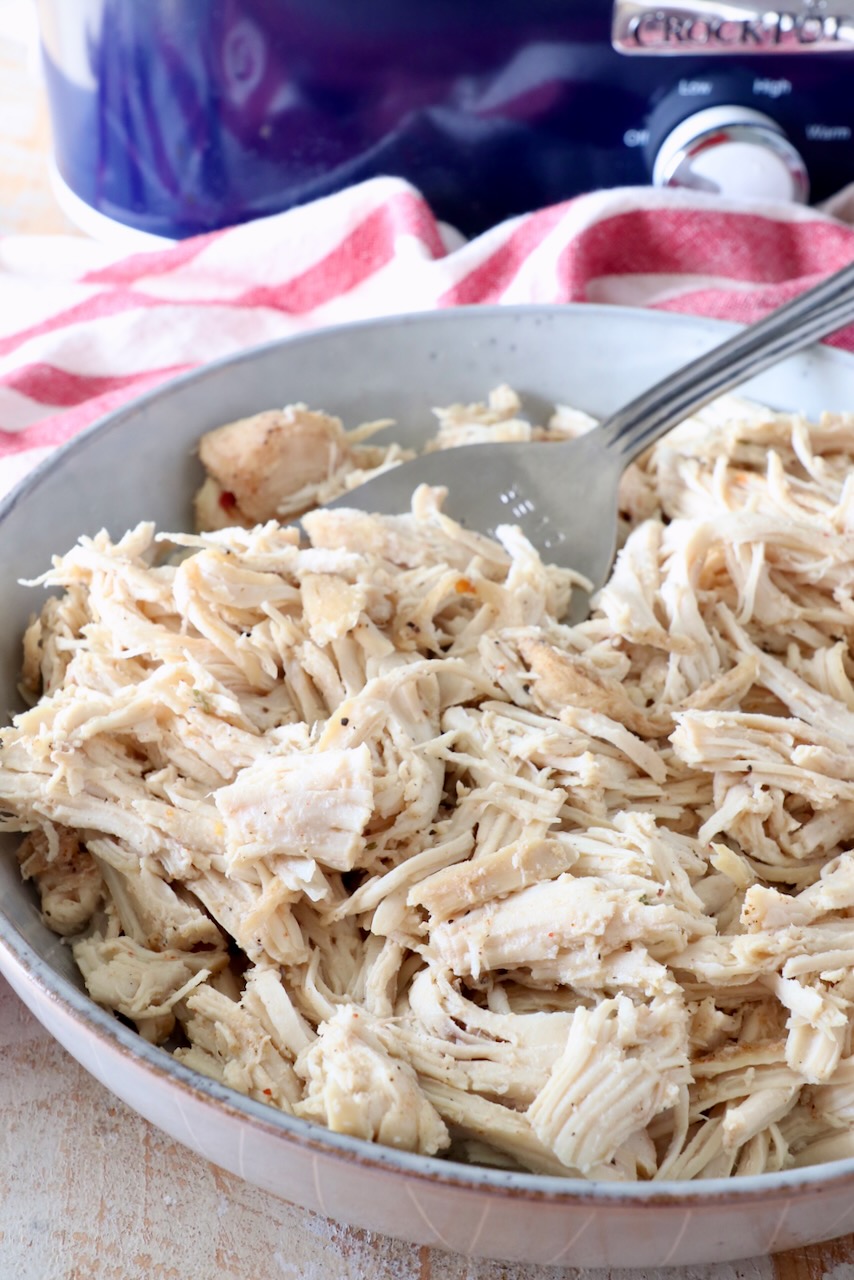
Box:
323, 259, 854, 621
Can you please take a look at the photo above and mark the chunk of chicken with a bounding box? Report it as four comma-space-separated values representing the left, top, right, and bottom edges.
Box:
528, 995, 689, 1174
429, 861, 713, 980
176, 976, 303, 1110
295, 1007, 450, 1156
17, 826, 104, 936
73, 934, 227, 1023
214, 744, 374, 873
196, 405, 351, 528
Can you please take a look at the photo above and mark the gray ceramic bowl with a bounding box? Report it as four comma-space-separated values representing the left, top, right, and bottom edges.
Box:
4, 305, 854, 1268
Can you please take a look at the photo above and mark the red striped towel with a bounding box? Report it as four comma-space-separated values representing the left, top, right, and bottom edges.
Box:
2, 176, 854, 497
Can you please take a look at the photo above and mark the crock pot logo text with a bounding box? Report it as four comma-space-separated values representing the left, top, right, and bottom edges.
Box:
630, 9, 844, 48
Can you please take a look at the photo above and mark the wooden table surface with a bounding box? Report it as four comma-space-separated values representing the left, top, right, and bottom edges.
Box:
4, 10, 854, 1280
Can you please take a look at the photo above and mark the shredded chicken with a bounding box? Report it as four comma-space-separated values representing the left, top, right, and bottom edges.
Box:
7, 385, 854, 1181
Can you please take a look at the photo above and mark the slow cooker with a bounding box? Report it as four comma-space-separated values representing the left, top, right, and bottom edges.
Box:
35, 0, 854, 241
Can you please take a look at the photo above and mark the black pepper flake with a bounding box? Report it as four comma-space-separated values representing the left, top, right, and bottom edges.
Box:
340, 717, 349, 726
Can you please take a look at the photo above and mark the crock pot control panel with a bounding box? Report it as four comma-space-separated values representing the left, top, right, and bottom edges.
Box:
652, 106, 810, 202
612, 1, 854, 207
636, 62, 852, 207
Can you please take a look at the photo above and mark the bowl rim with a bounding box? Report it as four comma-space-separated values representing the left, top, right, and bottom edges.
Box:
4, 301, 854, 1206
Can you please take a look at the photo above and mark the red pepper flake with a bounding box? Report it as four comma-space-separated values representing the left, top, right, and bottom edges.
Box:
455, 578, 476, 595
219, 489, 238, 511
262, 1088, 272, 1096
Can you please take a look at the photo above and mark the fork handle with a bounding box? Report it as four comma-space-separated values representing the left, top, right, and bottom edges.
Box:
600, 257, 854, 463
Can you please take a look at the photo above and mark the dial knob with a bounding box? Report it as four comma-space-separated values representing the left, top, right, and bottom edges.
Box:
653, 106, 810, 204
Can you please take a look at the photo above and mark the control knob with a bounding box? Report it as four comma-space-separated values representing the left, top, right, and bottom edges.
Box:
653, 106, 809, 203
